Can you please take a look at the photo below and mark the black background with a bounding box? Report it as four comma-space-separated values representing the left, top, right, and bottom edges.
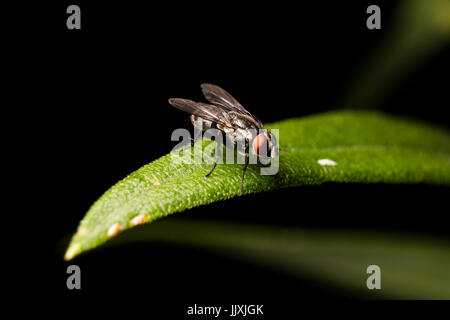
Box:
16, 0, 450, 315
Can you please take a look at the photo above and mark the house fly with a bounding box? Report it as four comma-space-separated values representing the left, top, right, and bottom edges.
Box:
169, 83, 277, 196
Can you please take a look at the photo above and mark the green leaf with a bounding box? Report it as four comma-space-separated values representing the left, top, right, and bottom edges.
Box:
106, 218, 450, 299
65, 111, 450, 260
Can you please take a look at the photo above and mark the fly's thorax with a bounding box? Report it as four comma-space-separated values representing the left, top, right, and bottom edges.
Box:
231, 128, 255, 142
232, 117, 247, 129
219, 125, 235, 134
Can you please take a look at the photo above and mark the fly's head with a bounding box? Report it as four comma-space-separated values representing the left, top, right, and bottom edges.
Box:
252, 130, 278, 160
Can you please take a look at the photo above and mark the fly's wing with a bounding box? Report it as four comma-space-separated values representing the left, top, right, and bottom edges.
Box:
201, 83, 262, 128
168, 98, 233, 128
201, 83, 246, 112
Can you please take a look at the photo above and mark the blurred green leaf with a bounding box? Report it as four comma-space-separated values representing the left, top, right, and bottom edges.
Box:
343, 0, 450, 108
65, 111, 450, 260
108, 218, 450, 299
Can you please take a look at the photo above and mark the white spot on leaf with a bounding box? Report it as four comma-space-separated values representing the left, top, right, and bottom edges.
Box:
107, 223, 121, 237
318, 159, 337, 166
130, 214, 148, 226
76, 227, 87, 236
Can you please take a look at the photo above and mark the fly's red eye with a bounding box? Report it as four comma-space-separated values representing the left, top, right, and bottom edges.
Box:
253, 133, 269, 156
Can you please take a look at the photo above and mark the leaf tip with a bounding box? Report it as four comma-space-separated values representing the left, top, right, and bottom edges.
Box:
64, 243, 81, 261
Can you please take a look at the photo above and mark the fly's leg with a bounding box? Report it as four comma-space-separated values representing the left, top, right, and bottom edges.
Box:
240, 155, 249, 196
205, 135, 224, 178
239, 138, 250, 196
205, 153, 220, 178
